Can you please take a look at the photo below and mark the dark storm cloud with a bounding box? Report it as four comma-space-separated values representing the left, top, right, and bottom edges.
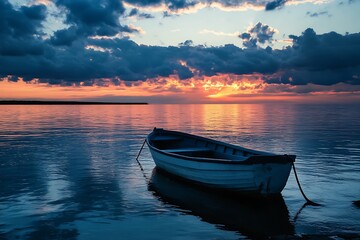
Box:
89, 38, 194, 81
129, 8, 140, 16
128, 8, 155, 18
21, 4, 47, 20
289, 29, 360, 73
125, 0, 196, 10
124, 0, 163, 7
167, 0, 197, 10
0, 0, 359, 88
125, 0, 289, 11
50, 26, 78, 46
266, 29, 360, 85
1, 26, 360, 86
179, 40, 194, 46
239, 22, 276, 48
265, 0, 287, 10
54, 0, 125, 30
50, 0, 134, 45
0, 0, 46, 56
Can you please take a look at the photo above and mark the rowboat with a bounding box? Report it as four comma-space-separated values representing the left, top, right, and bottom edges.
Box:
146, 128, 296, 195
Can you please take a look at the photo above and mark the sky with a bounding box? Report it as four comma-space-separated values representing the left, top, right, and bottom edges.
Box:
0, 0, 359, 103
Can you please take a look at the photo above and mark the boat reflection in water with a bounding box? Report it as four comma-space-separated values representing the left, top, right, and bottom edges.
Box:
148, 167, 294, 238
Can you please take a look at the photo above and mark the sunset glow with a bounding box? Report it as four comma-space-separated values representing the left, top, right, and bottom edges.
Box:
0, 0, 359, 103
2, 74, 359, 103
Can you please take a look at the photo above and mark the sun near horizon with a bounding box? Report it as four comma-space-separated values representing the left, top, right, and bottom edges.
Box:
1, 75, 359, 104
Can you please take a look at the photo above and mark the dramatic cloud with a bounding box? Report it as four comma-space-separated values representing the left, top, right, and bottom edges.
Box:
239, 22, 277, 48
266, 28, 360, 85
0, 0, 359, 92
125, 0, 197, 11
2, 26, 359, 87
123, 0, 322, 12
178, 40, 194, 46
265, 0, 287, 10
128, 8, 155, 18
0, 0, 47, 56
50, 0, 134, 46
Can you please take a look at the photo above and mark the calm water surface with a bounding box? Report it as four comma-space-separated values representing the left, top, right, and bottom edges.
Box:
0, 104, 359, 239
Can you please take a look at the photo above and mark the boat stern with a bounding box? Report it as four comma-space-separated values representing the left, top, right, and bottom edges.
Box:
254, 161, 293, 195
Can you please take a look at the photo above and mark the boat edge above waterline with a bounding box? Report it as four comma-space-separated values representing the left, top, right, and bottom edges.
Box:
146, 128, 295, 195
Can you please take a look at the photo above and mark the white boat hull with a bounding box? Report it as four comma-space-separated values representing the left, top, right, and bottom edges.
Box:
149, 148, 292, 194
146, 128, 295, 195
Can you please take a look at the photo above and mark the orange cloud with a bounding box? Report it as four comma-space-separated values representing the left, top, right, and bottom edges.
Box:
1, 75, 359, 103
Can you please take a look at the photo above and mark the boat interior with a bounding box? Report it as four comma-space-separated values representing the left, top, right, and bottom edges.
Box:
150, 133, 251, 160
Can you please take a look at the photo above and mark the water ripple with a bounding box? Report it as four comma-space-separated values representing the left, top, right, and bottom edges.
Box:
0, 104, 359, 239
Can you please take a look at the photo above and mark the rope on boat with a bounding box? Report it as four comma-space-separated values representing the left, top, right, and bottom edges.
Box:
135, 139, 150, 183
291, 161, 321, 206
136, 142, 320, 205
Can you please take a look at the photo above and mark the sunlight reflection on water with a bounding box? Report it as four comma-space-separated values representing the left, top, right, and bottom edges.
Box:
0, 104, 359, 239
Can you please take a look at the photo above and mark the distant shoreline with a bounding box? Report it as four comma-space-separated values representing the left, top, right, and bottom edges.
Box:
0, 100, 148, 105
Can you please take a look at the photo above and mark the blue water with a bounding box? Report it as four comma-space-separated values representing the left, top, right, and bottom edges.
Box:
0, 104, 359, 239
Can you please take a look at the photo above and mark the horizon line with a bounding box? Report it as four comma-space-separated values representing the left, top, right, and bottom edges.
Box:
0, 100, 148, 105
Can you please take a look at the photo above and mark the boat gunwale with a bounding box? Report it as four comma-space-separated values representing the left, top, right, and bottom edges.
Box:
146, 129, 295, 165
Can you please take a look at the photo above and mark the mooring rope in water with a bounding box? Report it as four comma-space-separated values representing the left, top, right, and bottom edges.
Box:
291, 162, 321, 206
135, 139, 150, 183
